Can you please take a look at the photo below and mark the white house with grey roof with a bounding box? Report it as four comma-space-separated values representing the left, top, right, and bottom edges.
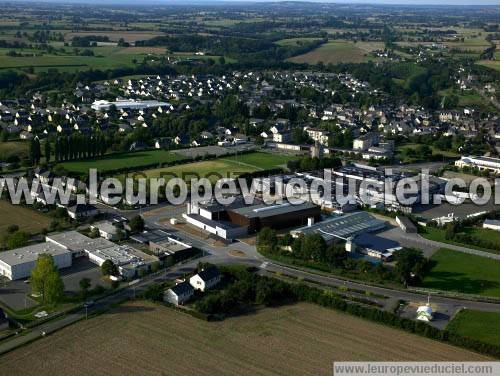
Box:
164, 281, 194, 305
189, 266, 221, 292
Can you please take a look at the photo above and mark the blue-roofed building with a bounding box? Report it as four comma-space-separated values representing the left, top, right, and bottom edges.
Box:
347, 233, 402, 261
290, 211, 386, 244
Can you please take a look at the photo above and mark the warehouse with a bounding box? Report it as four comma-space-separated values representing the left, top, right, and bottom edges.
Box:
46, 231, 114, 257
91, 99, 171, 112
185, 198, 321, 238
291, 211, 386, 244
86, 244, 157, 278
227, 201, 321, 233
0, 243, 72, 280
455, 156, 500, 174
346, 233, 402, 261
149, 235, 199, 263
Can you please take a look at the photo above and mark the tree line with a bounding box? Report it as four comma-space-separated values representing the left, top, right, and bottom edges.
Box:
194, 266, 500, 358
257, 227, 428, 287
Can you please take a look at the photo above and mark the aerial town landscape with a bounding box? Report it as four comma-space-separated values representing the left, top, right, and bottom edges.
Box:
0, 0, 499, 375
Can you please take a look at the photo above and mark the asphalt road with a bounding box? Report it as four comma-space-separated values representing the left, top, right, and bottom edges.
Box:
2, 204, 499, 355
379, 227, 500, 260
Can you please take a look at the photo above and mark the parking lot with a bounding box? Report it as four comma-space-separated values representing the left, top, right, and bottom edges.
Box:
0, 258, 107, 311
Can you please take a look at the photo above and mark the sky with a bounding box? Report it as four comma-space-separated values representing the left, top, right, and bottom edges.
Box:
222, 0, 500, 4
7, 0, 500, 5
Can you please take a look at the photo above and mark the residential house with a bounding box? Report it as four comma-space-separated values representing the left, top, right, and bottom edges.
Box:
164, 281, 194, 305
189, 266, 221, 292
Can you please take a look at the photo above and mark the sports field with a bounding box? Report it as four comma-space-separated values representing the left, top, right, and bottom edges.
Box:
0, 302, 488, 375
119, 152, 297, 182
288, 40, 383, 65
122, 152, 294, 182
421, 249, 500, 297
447, 310, 500, 347
59, 150, 186, 174
0, 200, 51, 235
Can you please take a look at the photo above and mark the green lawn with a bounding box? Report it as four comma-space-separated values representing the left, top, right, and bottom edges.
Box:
223, 152, 295, 169
439, 88, 498, 113
0, 200, 51, 236
421, 248, 500, 297
447, 310, 500, 347
420, 226, 500, 255
59, 150, 185, 174
0, 140, 29, 161
121, 152, 294, 182
125, 159, 258, 182
396, 143, 459, 161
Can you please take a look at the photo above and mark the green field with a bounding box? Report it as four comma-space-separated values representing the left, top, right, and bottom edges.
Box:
447, 310, 500, 347
0, 141, 29, 161
0, 200, 51, 235
0, 46, 163, 72
421, 248, 500, 297
223, 152, 294, 169
288, 40, 382, 65
476, 60, 500, 72
439, 88, 497, 113
59, 150, 186, 174
275, 37, 323, 47
396, 143, 459, 161
420, 226, 500, 255
122, 152, 294, 182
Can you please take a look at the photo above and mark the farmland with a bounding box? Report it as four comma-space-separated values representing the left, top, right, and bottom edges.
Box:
421, 249, 500, 298
0, 301, 489, 375
63, 31, 166, 43
447, 310, 500, 347
476, 60, 500, 72
0, 46, 156, 72
288, 40, 383, 65
0, 200, 51, 236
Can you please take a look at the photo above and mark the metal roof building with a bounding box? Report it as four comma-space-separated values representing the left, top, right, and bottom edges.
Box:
0, 242, 72, 280
291, 211, 386, 243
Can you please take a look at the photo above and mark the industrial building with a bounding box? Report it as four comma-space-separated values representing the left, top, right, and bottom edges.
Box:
0, 242, 72, 280
46, 231, 114, 257
47, 230, 157, 278
291, 211, 386, 244
184, 197, 321, 240
396, 216, 417, 233
333, 164, 446, 213
455, 156, 500, 174
86, 244, 156, 278
483, 219, 500, 231
91, 99, 171, 112
346, 233, 401, 261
